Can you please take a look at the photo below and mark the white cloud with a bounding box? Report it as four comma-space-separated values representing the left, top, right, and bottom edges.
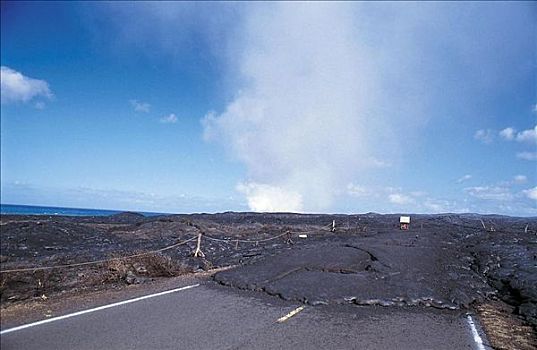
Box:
1, 66, 52, 104
456, 174, 472, 184
423, 200, 443, 212
130, 99, 151, 112
499, 125, 537, 144
192, 3, 536, 214
516, 151, 537, 161
202, 3, 446, 212
423, 198, 461, 213
34, 101, 46, 110
523, 186, 537, 201
515, 125, 537, 144
1, 182, 244, 213
464, 186, 513, 201
499, 127, 516, 140
371, 159, 392, 168
347, 183, 371, 198
160, 113, 177, 124
513, 175, 527, 184
409, 191, 427, 197
388, 193, 415, 205
237, 182, 303, 212
474, 129, 494, 144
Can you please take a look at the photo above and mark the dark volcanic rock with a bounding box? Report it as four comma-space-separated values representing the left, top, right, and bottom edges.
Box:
108, 212, 146, 223
467, 228, 537, 327
214, 232, 493, 309
0, 220, 122, 261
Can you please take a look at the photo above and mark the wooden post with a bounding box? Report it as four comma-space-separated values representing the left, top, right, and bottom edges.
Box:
193, 233, 205, 257
286, 230, 293, 245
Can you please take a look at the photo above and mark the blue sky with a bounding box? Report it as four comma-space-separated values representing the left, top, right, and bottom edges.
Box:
1, 1, 536, 215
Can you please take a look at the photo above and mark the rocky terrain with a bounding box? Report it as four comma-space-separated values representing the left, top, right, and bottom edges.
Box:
1, 212, 536, 334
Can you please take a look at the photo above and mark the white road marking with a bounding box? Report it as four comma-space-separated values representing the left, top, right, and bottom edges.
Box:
466, 314, 486, 350
0, 284, 200, 335
277, 306, 305, 323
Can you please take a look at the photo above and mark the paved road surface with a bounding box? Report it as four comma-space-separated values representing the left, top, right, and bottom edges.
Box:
1, 281, 483, 350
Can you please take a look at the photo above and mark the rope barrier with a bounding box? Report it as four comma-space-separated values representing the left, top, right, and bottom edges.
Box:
0, 235, 198, 274
202, 227, 334, 244
0, 222, 343, 274
0, 226, 334, 274
203, 231, 289, 244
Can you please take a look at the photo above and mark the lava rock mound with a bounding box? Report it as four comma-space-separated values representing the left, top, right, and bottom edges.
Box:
214, 233, 494, 309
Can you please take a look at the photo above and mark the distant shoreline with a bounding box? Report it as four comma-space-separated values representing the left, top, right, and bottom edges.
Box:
1, 203, 535, 219
0, 204, 170, 217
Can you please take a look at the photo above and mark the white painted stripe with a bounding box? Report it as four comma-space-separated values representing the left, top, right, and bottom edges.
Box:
277, 306, 305, 323
466, 315, 486, 350
1, 284, 200, 335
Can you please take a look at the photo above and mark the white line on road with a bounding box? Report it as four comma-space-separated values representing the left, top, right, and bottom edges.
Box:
466, 314, 486, 350
0, 283, 200, 335
277, 306, 305, 323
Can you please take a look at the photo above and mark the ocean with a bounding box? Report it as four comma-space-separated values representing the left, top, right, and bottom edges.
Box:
0, 204, 169, 217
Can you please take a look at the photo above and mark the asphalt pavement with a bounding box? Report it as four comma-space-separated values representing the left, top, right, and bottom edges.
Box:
0, 280, 483, 350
